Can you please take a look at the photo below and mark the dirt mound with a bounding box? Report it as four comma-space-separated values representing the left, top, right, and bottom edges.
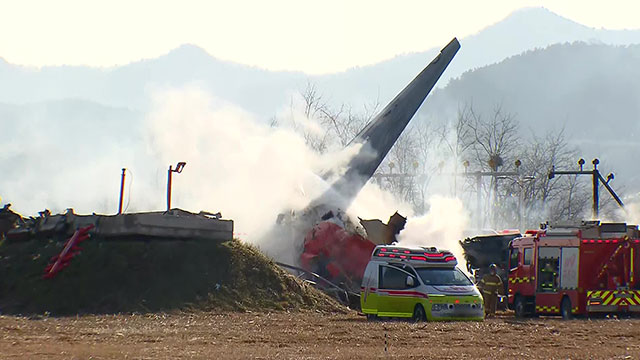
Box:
0, 237, 343, 315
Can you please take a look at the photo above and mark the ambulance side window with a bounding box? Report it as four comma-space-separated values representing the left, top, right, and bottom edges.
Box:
379, 265, 412, 290
523, 248, 533, 266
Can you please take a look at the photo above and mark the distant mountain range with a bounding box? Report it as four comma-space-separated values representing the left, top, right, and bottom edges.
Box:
1, 7, 640, 116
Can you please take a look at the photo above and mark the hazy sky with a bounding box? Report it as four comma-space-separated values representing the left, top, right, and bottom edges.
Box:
1, 0, 639, 74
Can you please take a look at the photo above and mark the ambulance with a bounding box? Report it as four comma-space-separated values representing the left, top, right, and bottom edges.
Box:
360, 245, 484, 321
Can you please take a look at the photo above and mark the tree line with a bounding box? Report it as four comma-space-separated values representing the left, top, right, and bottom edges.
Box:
271, 83, 622, 230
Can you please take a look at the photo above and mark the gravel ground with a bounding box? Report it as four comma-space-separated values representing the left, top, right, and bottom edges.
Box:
1, 311, 639, 359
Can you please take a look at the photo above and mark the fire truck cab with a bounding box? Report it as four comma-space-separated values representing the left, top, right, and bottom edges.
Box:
508, 221, 640, 319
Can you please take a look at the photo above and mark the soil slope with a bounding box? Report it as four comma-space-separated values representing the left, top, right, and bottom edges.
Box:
0, 237, 340, 315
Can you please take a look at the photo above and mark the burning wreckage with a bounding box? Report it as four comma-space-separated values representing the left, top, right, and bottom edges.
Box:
277, 38, 461, 304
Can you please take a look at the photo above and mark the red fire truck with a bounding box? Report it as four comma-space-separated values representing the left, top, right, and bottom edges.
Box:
508, 221, 640, 319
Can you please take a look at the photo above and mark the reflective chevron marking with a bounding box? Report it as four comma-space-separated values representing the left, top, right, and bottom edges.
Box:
535, 305, 559, 313
587, 290, 640, 306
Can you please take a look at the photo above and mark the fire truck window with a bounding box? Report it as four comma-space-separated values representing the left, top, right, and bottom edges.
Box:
509, 248, 520, 271
523, 248, 533, 266
538, 258, 560, 292
379, 266, 412, 290
537, 247, 560, 292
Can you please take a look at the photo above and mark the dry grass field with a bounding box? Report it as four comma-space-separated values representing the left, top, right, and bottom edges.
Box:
2, 311, 639, 359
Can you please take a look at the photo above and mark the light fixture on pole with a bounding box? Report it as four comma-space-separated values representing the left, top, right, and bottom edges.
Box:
167, 162, 186, 211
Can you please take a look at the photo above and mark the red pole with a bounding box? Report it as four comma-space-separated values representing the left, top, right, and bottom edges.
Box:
118, 168, 126, 214
167, 165, 173, 211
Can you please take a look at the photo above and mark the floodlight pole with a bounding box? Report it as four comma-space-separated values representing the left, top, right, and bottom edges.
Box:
459, 159, 523, 229
460, 170, 518, 229
167, 165, 173, 211
592, 162, 599, 218
166, 162, 187, 211
548, 158, 624, 219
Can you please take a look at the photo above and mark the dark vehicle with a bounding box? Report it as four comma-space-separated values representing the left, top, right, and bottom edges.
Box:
460, 231, 521, 297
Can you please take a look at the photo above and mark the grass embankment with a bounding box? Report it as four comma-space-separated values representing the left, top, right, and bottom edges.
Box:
0, 237, 341, 315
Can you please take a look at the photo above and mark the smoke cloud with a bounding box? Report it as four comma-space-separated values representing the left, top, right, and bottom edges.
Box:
397, 195, 470, 271
2, 85, 472, 269
143, 86, 364, 241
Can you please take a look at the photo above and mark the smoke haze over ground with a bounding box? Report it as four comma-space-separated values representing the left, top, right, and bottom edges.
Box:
4, 9, 640, 242
1, 84, 473, 267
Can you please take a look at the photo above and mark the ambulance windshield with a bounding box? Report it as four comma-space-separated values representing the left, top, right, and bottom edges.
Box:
415, 267, 472, 286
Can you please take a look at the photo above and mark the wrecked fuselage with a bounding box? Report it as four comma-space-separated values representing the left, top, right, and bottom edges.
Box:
287, 38, 460, 292
300, 211, 406, 291
279, 38, 460, 296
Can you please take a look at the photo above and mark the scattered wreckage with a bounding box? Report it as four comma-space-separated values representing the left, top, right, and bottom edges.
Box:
2, 205, 233, 243
460, 231, 521, 284
1, 203, 233, 278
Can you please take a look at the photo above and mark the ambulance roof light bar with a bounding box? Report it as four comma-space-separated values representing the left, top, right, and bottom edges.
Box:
373, 245, 457, 264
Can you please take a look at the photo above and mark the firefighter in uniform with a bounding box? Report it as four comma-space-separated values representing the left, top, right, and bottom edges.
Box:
479, 264, 504, 318
540, 261, 558, 291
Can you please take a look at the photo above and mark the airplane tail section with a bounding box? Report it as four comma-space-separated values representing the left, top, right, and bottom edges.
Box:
316, 38, 460, 208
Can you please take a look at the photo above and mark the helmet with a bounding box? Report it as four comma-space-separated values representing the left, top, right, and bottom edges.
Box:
489, 264, 498, 271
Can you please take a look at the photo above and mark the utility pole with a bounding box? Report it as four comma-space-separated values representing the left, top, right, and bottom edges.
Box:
548, 158, 624, 219
496, 171, 535, 231
459, 160, 522, 230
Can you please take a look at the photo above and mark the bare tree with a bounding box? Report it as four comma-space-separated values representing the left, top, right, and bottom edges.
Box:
465, 104, 519, 172
450, 104, 592, 229
290, 81, 374, 152
454, 104, 519, 228
300, 81, 325, 119
272, 87, 620, 229
512, 128, 589, 228
438, 105, 476, 196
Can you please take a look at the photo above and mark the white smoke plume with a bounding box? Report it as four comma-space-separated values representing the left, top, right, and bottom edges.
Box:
397, 195, 470, 271
1, 84, 472, 268
143, 86, 361, 241
619, 198, 640, 226
141, 87, 471, 270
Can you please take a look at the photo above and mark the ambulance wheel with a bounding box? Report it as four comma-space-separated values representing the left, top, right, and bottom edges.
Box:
561, 297, 572, 320
514, 295, 526, 318
412, 304, 426, 322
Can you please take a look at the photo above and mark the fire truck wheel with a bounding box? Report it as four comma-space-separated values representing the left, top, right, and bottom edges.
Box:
366, 314, 378, 321
514, 295, 526, 318
561, 297, 572, 320
412, 304, 426, 322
